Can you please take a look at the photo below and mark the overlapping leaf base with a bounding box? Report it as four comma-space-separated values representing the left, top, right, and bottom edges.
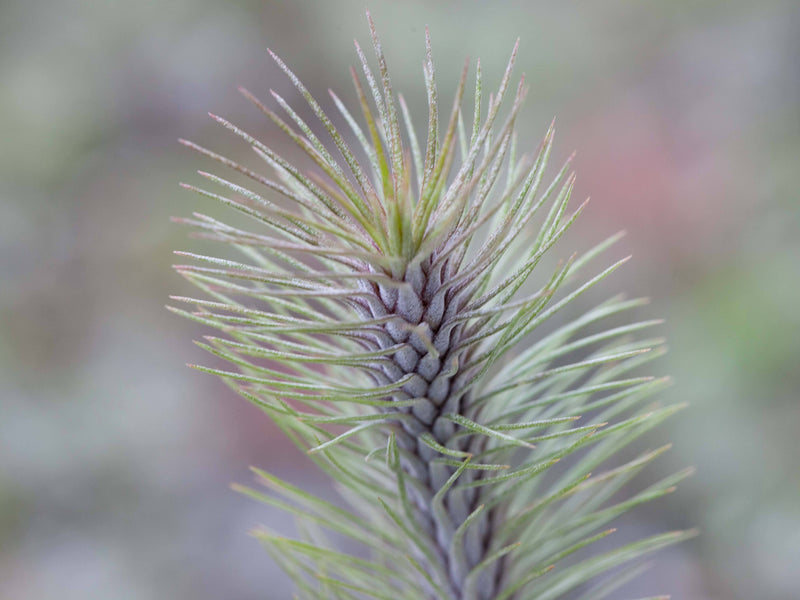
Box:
171, 13, 692, 600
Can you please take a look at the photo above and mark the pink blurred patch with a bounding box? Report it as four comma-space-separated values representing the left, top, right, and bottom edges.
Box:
567, 97, 732, 257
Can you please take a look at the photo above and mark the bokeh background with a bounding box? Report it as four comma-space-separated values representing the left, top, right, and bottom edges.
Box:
1, 1, 798, 598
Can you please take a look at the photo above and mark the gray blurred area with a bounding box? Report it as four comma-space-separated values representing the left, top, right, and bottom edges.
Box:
1, 1, 798, 598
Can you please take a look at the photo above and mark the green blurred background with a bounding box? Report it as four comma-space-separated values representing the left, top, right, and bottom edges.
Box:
1, 1, 798, 598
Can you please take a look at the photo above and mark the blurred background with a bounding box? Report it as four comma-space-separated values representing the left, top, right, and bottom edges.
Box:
1, 0, 798, 598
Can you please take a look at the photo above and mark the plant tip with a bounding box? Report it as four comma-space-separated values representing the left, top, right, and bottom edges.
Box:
170, 20, 690, 596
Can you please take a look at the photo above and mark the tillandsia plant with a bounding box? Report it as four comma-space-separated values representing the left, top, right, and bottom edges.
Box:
170, 13, 694, 600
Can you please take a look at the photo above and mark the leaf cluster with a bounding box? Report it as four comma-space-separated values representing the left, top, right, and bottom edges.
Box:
171, 13, 692, 600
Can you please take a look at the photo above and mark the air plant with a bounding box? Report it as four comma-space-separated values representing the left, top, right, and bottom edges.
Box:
170, 12, 693, 600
